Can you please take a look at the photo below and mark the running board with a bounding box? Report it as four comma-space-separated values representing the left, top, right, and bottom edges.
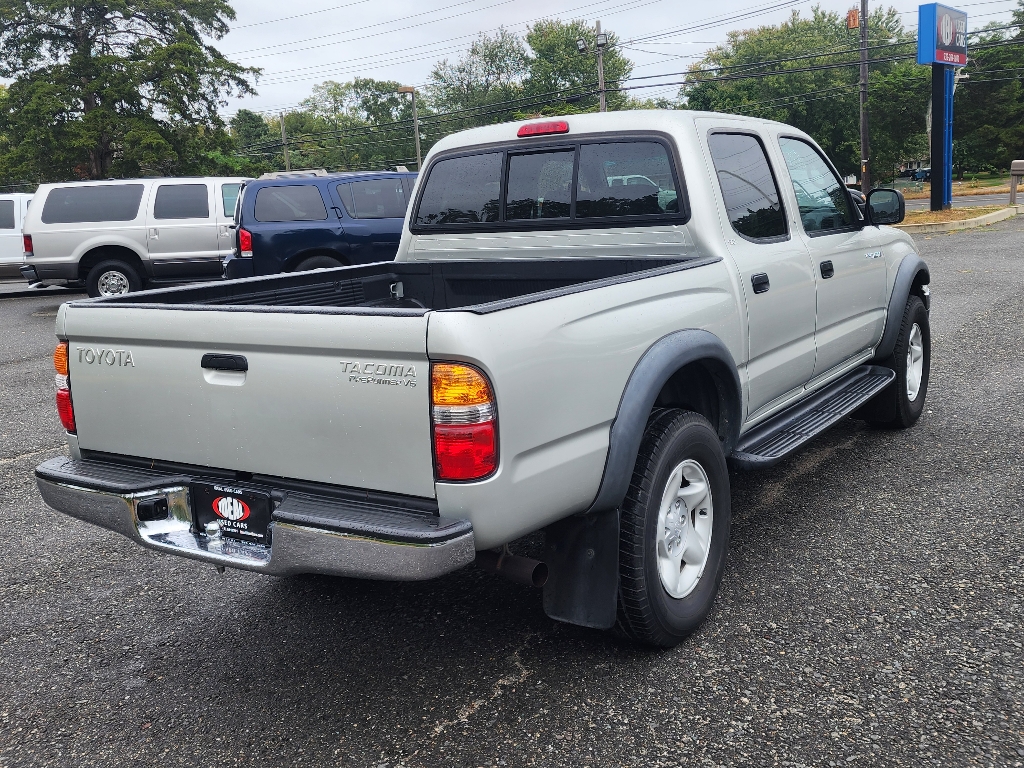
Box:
730, 365, 895, 470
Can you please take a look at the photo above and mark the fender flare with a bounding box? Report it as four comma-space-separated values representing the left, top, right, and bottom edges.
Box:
873, 254, 930, 362
542, 329, 741, 630
586, 328, 742, 515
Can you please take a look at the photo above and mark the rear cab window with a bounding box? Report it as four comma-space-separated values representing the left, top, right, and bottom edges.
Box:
707, 132, 787, 241
254, 185, 329, 222
412, 136, 685, 232
41, 184, 145, 224
339, 178, 408, 219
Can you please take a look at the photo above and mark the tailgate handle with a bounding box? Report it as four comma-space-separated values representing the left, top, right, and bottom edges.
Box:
201, 353, 248, 372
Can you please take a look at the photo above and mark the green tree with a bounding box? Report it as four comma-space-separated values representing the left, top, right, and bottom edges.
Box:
682, 7, 924, 183
949, 17, 1024, 175
0, 0, 258, 182
428, 20, 634, 124
429, 28, 530, 123
523, 19, 632, 113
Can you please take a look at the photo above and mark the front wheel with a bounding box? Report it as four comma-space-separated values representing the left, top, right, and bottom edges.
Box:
617, 410, 731, 648
860, 294, 930, 428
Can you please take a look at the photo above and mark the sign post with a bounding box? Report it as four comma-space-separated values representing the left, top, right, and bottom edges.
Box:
918, 4, 968, 211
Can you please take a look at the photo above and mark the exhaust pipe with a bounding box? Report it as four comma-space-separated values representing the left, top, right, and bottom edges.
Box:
476, 549, 548, 587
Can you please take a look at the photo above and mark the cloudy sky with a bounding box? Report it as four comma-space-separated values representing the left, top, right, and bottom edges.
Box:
216, 0, 1018, 117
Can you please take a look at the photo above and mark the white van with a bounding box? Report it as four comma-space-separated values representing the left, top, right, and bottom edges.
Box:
21, 177, 247, 297
0, 193, 33, 279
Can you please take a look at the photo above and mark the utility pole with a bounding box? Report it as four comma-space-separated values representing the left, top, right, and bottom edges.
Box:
398, 86, 422, 170
279, 112, 291, 172
859, 0, 870, 191
596, 20, 607, 112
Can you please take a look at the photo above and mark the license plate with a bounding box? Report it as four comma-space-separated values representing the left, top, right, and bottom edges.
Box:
190, 483, 272, 546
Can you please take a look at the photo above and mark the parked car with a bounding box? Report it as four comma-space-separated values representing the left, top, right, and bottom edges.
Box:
20, 177, 248, 297
914, 167, 931, 181
35, 111, 928, 647
0, 192, 33, 279
223, 171, 418, 279
897, 169, 917, 179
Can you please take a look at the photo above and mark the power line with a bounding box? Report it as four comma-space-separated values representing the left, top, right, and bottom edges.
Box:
233, 0, 374, 30
229, 0, 508, 58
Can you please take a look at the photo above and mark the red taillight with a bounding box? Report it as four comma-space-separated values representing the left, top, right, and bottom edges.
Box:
56, 388, 76, 433
517, 120, 569, 138
238, 228, 252, 256
431, 363, 497, 481
23, 234, 33, 256
434, 423, 497, 480
54, 341, 75, 432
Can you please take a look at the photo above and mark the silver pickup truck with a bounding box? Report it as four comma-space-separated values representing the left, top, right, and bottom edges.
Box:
36, 111, 930, 647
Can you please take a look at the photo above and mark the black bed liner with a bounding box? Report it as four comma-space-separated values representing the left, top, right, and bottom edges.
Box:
74, 256, 719, 314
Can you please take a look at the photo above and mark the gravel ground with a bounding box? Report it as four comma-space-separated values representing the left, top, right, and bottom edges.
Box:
2, 220, 1023, 767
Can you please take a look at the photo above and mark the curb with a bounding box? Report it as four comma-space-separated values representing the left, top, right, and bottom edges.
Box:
896, 205, 1023, 235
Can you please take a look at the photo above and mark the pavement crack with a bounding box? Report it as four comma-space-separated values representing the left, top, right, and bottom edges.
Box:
0, 445, 65, 466
403, 632, 539, 762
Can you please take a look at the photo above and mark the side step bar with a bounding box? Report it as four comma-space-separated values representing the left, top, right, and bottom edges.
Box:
730, 365, 895, 470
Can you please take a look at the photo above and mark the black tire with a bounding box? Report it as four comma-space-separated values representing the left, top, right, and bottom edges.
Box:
860, 294, 930, 429
617, 409, 731, 648
294, 255, 344, 272
85, 260, 142, 298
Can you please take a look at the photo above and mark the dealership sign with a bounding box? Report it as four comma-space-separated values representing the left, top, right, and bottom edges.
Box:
918, 3, 968, 66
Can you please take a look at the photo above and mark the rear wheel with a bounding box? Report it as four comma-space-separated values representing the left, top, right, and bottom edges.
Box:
294, 255, 344, 272
85, 260, 142, 298
617, 409, 731, 648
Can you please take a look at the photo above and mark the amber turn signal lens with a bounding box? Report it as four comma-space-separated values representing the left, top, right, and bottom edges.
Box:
431, 363, 493, 406
54, 341, 69, 376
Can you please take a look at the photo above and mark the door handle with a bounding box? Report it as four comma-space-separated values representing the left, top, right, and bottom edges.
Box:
820, 260, 835, 279
201, 353, 248, 372
149, 228, 159, 239
751, 273, 770, 294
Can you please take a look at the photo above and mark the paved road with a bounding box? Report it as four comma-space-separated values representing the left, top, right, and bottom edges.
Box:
3, 222, 1024, 767
903, 192, 1012, 211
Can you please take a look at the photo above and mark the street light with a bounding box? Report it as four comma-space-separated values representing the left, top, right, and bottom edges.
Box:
397, 85, 422, 170
575, 21, 608, 112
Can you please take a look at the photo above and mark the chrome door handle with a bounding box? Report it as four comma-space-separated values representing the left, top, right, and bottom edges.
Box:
149, 228, 159, 239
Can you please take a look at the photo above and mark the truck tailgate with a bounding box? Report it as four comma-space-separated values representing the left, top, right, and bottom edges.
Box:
63, 306, 435, 498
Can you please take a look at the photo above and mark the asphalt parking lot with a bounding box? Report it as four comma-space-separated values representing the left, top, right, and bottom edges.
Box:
2, 220, 1023, 768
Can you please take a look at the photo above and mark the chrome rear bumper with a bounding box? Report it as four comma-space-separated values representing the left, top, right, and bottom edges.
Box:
36, 457, 475, 581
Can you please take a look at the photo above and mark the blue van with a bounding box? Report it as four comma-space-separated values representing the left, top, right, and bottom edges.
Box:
224, 171, 417, 278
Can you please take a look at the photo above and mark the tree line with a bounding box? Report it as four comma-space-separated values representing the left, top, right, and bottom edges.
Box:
2, 2, 1024, 188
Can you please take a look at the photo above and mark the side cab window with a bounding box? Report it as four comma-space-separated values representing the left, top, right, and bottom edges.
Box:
777, 138, 856, 234
707, 132, 787, 241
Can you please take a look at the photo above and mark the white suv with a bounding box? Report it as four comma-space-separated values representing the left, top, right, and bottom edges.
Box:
21, 177, 247, 296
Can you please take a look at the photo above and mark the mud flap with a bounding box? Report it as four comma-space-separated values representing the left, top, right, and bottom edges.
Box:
542, 507, 619, 629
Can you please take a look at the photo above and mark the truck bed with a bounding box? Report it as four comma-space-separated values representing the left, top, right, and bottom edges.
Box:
59, 255, 711, 501
87, 257, 691, 313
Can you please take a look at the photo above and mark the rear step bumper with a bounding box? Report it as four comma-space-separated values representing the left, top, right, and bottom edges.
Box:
35, 456, 475, 580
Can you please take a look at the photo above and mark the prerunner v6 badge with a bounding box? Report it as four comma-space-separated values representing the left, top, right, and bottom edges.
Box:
189, 483, 272, 545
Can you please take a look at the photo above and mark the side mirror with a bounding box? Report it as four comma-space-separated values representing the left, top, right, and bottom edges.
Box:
866, 188, 905, 226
